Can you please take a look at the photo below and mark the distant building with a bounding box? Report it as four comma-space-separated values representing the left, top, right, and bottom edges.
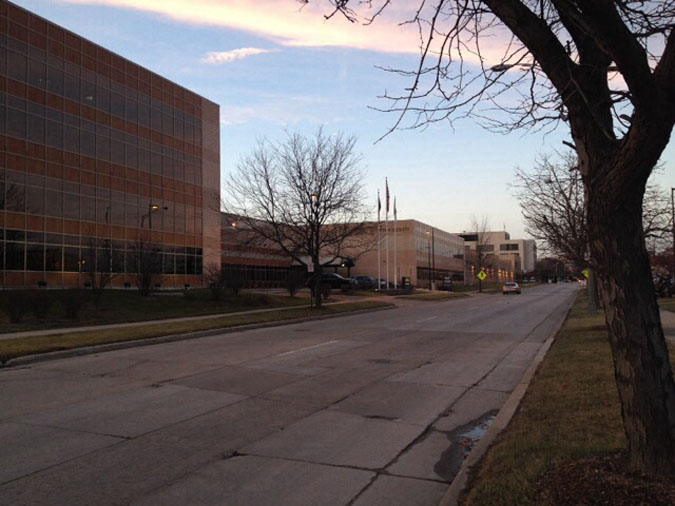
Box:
458, 231, 537, 276
220, 213, 301, 288
344, 219, 466, 288
0, 1, 221, 288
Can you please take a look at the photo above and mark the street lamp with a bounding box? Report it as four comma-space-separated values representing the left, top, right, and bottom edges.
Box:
147, 203, 168, 230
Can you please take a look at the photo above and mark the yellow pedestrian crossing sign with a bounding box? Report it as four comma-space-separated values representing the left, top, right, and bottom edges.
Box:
582, 269, 589, 279
477, 270, 487, 281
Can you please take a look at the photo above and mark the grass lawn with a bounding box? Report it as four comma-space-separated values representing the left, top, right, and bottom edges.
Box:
0, 289, 309, 334
396, 292, 468, 301
461, 290, 675, 505
0, 300, 394, 363
658, 296, 675, 313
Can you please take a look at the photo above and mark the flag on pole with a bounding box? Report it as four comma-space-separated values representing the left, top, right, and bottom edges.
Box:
393, 197, 397, 220
377, 190, 381, 222
385, 179, 390, 288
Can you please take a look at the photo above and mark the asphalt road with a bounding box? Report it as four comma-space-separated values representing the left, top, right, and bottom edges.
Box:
0, 283, 578, 506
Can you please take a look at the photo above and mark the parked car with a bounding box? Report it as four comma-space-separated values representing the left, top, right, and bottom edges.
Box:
310, 272, 358, 289
376, 278, 398, 289
502, 281, 521, 295
439, 277, 454, 291
352, 276, 377, 289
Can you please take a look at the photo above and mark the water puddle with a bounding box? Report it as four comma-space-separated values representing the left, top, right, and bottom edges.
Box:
434, 410, 497, 481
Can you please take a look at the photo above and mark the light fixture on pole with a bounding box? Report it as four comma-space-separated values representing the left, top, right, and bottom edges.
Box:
147, 203, 168, 230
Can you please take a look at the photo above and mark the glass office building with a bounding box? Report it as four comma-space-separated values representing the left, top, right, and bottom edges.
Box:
0, 1, 221, 288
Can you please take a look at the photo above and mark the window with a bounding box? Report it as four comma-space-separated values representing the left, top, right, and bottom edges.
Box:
45, 189, 63, 217
81, 79, 96, 105
6, 183, 25, 212
46, 66, 64, 95
124, 97, 137, 123
7, 51, 26, 81
63, 194, 79, 220
27, 58, 46, 89
64, 125, 79, 152
96, 85, 110, 113
96, 135, 110, 161
80, 130, 95, 157
26, 243, 44, 271
64, 72, 79, 101
111, 92, 124, 118
45, 246, 63, 271
46, 119, 63, 149
26, 114, 45, 144
500, 244, 519, 251
81, 196, 96, 222
163, 253, 175, 274
111, 140, 124, 165
7, 108, 26, 139
5, 242, 24, 270
64, 247, 79, 272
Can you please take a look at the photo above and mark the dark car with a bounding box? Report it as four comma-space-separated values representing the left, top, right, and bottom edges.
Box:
312, 272, 357, 289
352, 276, 377, 289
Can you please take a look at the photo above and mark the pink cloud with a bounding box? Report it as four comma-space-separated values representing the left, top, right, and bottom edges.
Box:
202, 47, 279, 64
57, 0, 422, 54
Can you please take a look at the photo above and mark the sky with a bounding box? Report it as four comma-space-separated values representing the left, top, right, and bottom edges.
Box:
11, 0, 675, 241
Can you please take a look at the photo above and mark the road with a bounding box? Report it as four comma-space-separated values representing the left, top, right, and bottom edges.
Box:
0, 283, 577, 506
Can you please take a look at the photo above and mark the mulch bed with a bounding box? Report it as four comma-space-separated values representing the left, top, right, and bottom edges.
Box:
534, 451, 675, 506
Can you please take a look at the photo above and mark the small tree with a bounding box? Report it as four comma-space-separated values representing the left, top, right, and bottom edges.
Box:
82, 238, 117, 307
130, 240, 163, 297
204, 263, 227, 301
225, 128, 370, 308
464, 216, 496, 293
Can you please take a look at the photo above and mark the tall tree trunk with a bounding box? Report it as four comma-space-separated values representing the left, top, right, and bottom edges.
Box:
587, 176, 675, 475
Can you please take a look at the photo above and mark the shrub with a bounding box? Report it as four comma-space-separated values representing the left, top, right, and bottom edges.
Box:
286, 271, 304, 297
61, 290, 87, 319
1, 290, 31, 323
30, 290, 54, 319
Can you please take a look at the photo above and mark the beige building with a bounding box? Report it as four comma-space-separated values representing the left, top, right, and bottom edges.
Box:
345, 220, 465, 288
458, 231, 537, 278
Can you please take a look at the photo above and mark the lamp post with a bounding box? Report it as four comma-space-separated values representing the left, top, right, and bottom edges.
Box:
147, 203, 168, 230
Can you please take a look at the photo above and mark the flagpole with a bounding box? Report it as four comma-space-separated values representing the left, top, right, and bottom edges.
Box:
377, 190, 381, 289
385, 178, 390, 289
394, 197, 398, 289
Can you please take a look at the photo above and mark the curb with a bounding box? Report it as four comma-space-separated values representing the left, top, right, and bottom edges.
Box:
1, 304, 394, 369
438, 298, 574, 506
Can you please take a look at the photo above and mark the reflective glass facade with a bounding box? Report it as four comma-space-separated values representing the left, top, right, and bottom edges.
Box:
0, 1, 221, 288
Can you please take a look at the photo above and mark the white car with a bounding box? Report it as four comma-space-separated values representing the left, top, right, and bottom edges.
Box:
502, 282, 521, 295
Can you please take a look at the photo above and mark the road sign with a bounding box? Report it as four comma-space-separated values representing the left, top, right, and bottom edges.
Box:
477, 270, 487, 281
582, 268, 589, 279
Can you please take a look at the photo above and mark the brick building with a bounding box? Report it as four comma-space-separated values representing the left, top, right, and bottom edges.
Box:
0, 1, 220, 288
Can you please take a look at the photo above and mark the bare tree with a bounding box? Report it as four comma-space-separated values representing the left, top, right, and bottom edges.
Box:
463, 216, 496, 292
82, 237, 117, 307
225, 129, 371, 308
130, 240, 163, 297
308, 0, 675, 475
513, 153, 672, 267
